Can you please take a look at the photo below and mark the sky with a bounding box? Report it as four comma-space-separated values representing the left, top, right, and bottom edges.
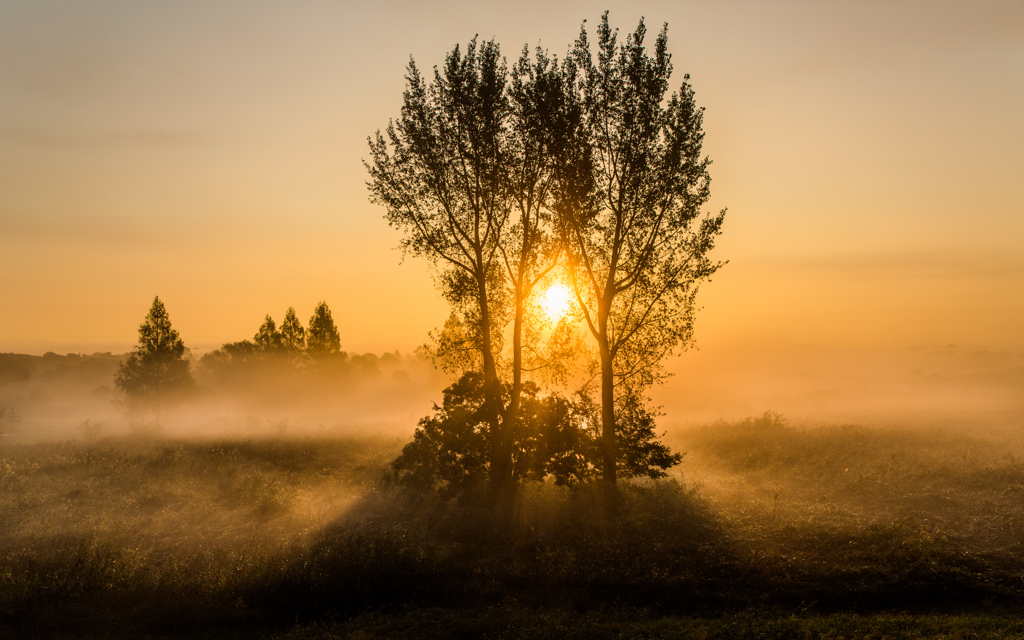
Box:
2, 0, 1022, 356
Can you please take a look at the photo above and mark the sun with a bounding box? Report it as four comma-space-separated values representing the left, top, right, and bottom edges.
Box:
539, 283, 573, 322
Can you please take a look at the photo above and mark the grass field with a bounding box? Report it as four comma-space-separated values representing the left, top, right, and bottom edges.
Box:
2, 416, 1023, 638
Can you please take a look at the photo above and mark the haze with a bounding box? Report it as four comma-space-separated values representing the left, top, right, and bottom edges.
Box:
3, 5, 1024, 634
1, 0, 1022, 428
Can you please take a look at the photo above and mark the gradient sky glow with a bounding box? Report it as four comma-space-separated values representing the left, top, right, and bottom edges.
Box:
2, 0, 1022, 355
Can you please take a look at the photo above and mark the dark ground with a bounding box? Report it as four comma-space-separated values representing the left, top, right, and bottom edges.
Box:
2, 416, 1023, 638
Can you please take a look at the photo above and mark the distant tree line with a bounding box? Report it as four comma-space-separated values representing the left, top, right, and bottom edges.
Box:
0, 352, 122, 434
198, 301, 402, 385
201, 303, 340, 368
110, 297, 410, 422
0, 352, 123, 387
0, 354, 32, 385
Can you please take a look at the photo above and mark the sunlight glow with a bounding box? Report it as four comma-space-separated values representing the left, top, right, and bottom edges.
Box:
539, 283, 573, 322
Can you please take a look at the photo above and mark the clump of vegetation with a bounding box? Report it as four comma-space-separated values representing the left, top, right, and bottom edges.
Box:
391, 372, 680, 497
114, 296, 196, 424
195, 301, 411, 409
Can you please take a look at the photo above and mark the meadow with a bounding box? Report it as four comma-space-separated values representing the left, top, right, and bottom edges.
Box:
2, 416, 1023, 638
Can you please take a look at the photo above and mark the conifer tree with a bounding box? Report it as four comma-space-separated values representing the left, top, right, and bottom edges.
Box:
114, 296, 195, 422
280, 307, 306, 355
253, 314, 284, 354
306, 302, 341, 358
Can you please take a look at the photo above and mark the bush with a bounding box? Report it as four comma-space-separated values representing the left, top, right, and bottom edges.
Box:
390, 373, 681, 496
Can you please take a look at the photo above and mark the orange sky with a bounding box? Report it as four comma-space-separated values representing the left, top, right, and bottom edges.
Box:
2, 0, 1022, 355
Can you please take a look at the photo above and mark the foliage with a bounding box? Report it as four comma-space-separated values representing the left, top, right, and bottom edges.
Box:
366, 37, 517, 492
365, 38, 509, 354
254, 314, 285, 355
391, 372, 492, 497
0, 352, 121, 388
425, 312, 481, 375
605, 390, 682, 479
306, 301, 341, 359
194, 303, 413, 407
199, 339, 259, 370
0, 407, 22, 435
536, 13, 727, 483
113, 296, 195, 418
280, 306, 306, 356
77, 418, 103, 440
367, 18, 709, 490
390, 372, 681, 496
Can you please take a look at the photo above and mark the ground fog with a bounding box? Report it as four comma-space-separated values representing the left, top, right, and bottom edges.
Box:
1, 344, 1022, 637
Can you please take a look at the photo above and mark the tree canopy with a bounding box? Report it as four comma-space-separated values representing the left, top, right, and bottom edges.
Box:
367, 38, 521, 495
306, 301, 341, 359
547, 13, 726, 483
113, 296, 195, 420
254, 315, 285, 355
280, 307, 306, 356
370, 12, 724, 496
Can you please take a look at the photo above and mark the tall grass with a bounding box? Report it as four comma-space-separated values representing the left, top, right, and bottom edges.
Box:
2, 421, 1023, 637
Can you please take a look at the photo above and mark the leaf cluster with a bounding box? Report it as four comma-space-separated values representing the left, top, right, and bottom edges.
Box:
553, 12, 727, 382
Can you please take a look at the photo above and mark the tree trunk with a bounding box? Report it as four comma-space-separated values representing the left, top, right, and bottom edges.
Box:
504, 298, 525, 482
600, 344, 615, 485
477, 268, 511, 499
597, 298, 616, 486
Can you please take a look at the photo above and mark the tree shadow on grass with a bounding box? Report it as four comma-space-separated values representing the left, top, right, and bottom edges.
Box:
278, 478, 1024, 617
276, 480, 740, 615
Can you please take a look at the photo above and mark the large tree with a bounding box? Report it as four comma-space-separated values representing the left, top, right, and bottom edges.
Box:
489, 46, 577, 475
369, 20, 717, 495
368, 38, 588, 498
114, 296, 195, 422
367, 39, 517, 495
548, 14, 726, 484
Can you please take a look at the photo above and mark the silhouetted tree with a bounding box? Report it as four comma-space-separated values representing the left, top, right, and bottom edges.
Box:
0, 407, 22, 430
368, 39, 580, 498
114, 296, 195, 422
547, 13, 725, 484
367, 39, 515, 495
306, 301, 341, 359
372, 18, 708, 495
254, 315, 284, 355
280, 307, 306, 356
